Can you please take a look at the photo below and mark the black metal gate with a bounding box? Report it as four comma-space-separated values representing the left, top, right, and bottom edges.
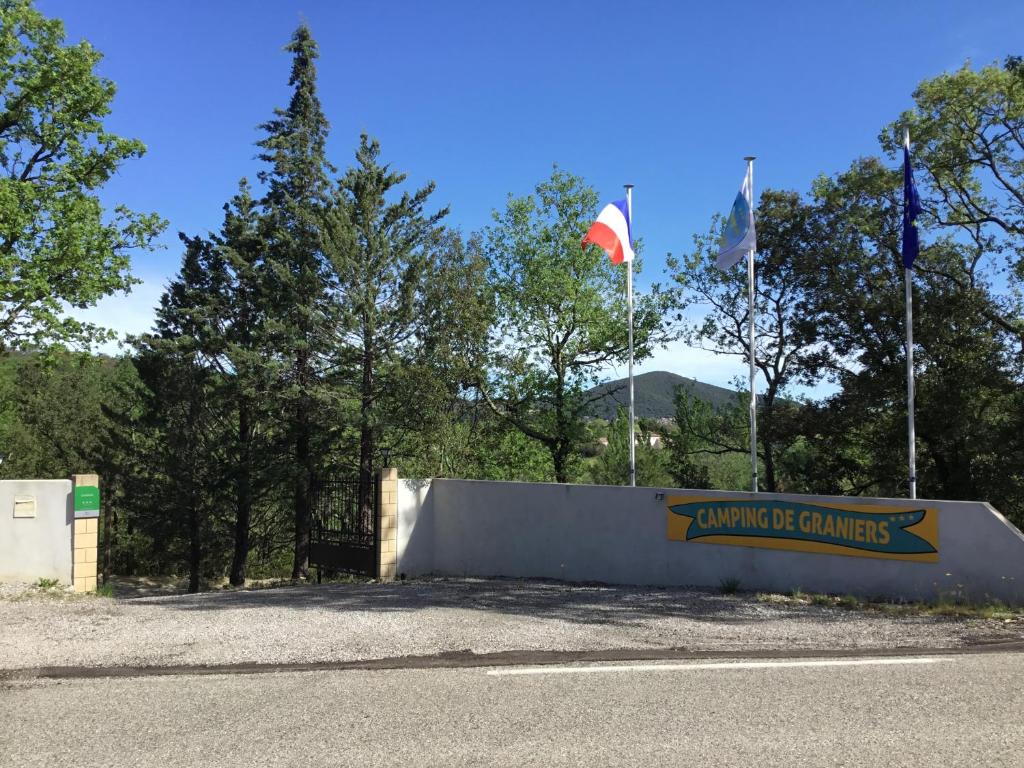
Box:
310, 476, 379, 579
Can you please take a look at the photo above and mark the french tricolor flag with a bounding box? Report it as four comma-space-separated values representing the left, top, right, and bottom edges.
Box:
582, 198, 634, 265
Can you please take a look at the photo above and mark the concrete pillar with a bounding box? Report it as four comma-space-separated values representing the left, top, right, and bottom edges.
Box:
377, 468, 398, 581
72, 474, 100, 593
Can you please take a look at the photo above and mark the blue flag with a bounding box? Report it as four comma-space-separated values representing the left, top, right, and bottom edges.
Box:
902, 135, 922, 269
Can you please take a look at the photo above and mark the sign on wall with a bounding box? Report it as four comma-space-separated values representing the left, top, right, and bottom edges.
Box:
667, 495, 939, 563
73, 485, 100, 519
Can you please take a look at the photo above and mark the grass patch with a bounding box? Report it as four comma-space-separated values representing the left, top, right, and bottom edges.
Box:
920, 599, 1016, 620
95, 581, 116, 598
316, 572, 376, 585
35, 577, 61, 590
752, 587, 1022, 620
719, 577, 742, 595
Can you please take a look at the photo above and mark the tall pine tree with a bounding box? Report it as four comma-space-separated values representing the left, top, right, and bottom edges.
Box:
134, 237, 229, 592
323, 136, 447, 527
256, 25, 335, 579
206, 181, 280, 586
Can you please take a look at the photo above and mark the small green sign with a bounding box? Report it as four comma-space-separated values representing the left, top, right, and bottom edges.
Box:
74, 486, 100, 512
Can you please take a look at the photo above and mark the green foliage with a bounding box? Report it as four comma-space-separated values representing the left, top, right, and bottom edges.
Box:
392, 233, 496, 478
131, 241, 233, 593
664, 388, 715, 489
481, 167, 672, 482
94, 581, 115, 598
255, 23, 337, 579
0, 350, 133, 479
792, 157, 1024, 522
669, 132, 1023, 522
91, 25, 501, 586
885, 59, 1024, 345
0, 0, 164, 352
8, 19, 1024, 584
402, 411, 554, 483
92, 354, 171, 578
758, 589, 1022, 616
872, 59, 1024, 525
668, 190, 822, 491
587, 408, 671, 487
664, 385, 755, 491
324, 134, 448, 497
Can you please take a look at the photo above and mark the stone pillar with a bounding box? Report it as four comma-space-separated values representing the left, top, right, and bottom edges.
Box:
72, 474, 100, 593
377, 468, 398, 581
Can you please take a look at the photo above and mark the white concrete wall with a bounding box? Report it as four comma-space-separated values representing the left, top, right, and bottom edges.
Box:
397, 479, 434, 575
396, 479, 1024, 604
0, 479, 74, 585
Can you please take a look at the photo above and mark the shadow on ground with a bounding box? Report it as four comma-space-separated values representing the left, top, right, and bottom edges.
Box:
115, 577, 913, 630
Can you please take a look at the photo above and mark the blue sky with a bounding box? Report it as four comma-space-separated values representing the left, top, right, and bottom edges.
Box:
39, 0, 1024, 391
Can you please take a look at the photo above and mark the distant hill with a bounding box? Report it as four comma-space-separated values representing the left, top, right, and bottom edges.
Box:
584, 371, 740, 421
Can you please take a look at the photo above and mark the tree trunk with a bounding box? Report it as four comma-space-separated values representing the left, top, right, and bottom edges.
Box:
762, 435, 777, 492
552, 440, 570, 484
761, 387, 779, 492
358, 337, 375, 529
292, 343, 313, 580
125, 518, 135, 577
186, 379, 202, 593
230, 403, 252, 586
101, 499, 113, 585
552, 359, 568, 483
292, 415, 311, 580
188, 498, 200, 593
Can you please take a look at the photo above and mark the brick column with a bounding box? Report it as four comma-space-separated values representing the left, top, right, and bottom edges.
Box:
72, 474, 100, 593
377, 468, 398, 581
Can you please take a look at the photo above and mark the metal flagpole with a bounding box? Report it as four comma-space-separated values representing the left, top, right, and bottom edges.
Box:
744, 157, 758, 494
905, 268, 916, 499
624, 184, 636, 487
904, 128, 917, 500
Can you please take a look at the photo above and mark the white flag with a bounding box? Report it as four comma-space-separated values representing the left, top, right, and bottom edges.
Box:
716, 166, 756, 269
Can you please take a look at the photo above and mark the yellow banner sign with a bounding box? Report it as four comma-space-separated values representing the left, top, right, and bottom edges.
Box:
666, 495, 939, 563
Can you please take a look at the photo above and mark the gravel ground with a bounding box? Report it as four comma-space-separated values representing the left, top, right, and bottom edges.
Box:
1, 578, 1021, 670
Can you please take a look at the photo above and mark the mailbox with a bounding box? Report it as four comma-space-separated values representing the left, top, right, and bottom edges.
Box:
13, 495, 36, 518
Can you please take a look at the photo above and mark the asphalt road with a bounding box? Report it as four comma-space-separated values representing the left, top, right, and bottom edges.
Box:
3, 652, 1022, 767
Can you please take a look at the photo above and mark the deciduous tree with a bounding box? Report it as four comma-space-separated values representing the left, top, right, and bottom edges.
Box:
0, 0, 163, 352
886, 59, 1024, 351
481, 168, 670, 483
668, 190, 821, 491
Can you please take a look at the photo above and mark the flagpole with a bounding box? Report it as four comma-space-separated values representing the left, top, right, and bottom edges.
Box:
744, 157, 758, 494
905, 267, 916, 499
903, 128, 917, 500
625, 183, 636, 488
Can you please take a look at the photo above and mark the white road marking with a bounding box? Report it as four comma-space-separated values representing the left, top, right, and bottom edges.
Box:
486, 657, 951, 676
